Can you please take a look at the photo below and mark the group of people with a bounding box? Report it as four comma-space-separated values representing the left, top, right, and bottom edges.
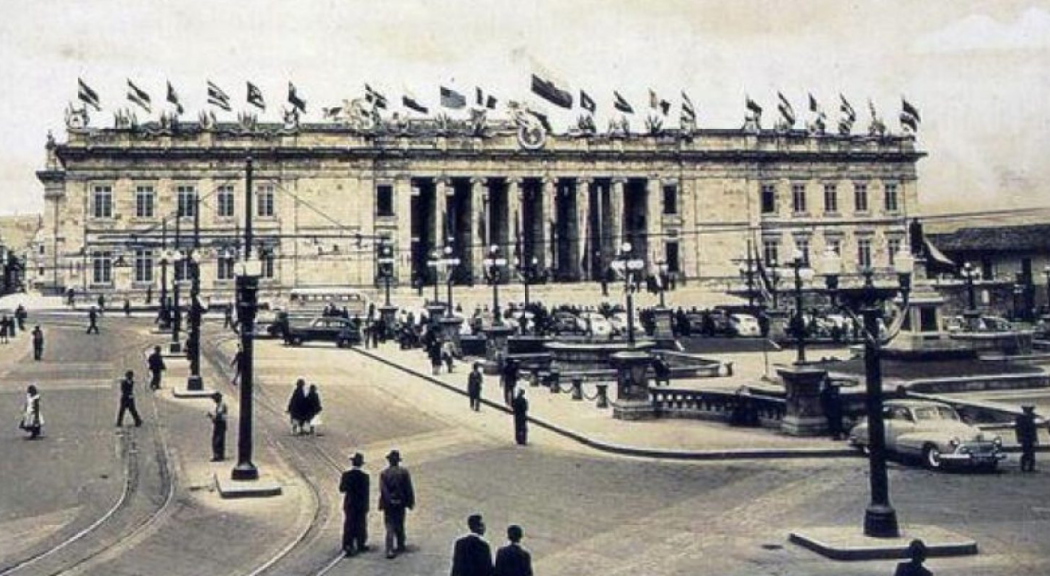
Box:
339, 449, 415, 559
286, 378, 323, 435
466, 361, 530, 446
450, 514, 533, 576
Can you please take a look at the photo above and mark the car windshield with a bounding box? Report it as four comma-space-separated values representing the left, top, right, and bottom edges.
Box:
912, 406, 959, 421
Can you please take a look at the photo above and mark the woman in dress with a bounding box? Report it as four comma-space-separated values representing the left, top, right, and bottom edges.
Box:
287, 378, 309, 435
303, 384, 323, 435
20, 384, 43, 439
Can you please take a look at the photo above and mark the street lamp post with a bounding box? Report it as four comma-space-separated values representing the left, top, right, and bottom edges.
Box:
656, 259, 669, 308
169, 245, 184, 354
739, 258, 756, 309
442, 245, 460, 318
962, 261, 980, 330
611, 242, 645, 347
159, 220, 169, 326
483, 245, 507, 325
187, 195, 203, 391
819, 247, 914, 538
231, 155, 260, 482
377, 240, 394, 307
427, 249, 441, 306
515, 256, 542, 309
789, 249, 815, 365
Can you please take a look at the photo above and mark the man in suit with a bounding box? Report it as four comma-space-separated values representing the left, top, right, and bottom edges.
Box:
511, 389, 529, 446
116, 370, 143, 427
339, 452, 370, 556
379, 449, 415, 558
494, 524, 533, 576
467, 362, 483, 411
450, 514, 493, 576
147, 346, 166, 390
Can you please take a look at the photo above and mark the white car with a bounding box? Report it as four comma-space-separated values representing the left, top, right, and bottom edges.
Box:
609, 311, 644, 337
577, 312, 614, 337
729, 313, 761, 337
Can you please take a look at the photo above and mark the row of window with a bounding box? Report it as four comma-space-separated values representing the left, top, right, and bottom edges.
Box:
91, 184, 276, 220
89, 249, 275, 285
761, 236, 903, 270
760, 182, 899, 216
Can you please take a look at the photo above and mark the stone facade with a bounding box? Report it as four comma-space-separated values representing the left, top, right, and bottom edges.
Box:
36, 121, 923, 301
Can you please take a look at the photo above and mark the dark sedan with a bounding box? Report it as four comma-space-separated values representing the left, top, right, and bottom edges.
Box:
283, 316, 361, 347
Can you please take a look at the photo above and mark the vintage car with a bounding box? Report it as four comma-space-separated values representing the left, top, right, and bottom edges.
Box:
848, 399, 1006, 471
576, 311, 614, 337
728, 313, 761, 337
282, 316, 361, 347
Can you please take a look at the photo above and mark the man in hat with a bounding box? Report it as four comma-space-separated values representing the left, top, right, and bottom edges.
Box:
1016, 405, 1039, 472
207, 392, 228, 461
147, 345, 166, 390
512, 388, 529, 446
494, 524, 533, 576
116, 370, 143, 427
340, 452, 370, 556
379, 449, 415, 558
86, 306, 100, 335
31, 325, 44, 361
467, 362, 484, 411
450, 514, 493, 576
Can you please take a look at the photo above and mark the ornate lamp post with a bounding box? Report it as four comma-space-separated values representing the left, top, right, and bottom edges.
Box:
962, 261, 980, 330
610, 242, 645, 347
483, 245, 507, 325
788, 249, 816, 365
167, 247, 184, 354
377, 239, 395, 307
819, 246, 914, 538
442, 245, 460, 318
515, 255, 543, 309
427, 249, 441, 306
159, 220, 170, 326
186, 193, 203, 391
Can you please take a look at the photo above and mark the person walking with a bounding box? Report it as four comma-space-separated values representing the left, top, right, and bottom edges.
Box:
494, 525, 533, 576
115, 370, 143, 427
820, 381, 844, 440
19, 384, 43, 439
0, 316, 9, 344
15, 304, 27, 331
1016, 405, 1039, 472
66, 287, 76, 309
304, 384, 323, 435
147, 346, 166, 390
894, 539, 933, 576
223, 306, 234, 331
123, 298, 131, 317
97, 293, 106, 314
287, 379, 310, 435
442, 339, 455, 373
339, 452, 371, 556
207, 392, 228, 461
31, 325, 44, 361
467, 362, 483, 412
501, 359, 518, 405
86, 306, 100, 335
511, 388, 529, 446
450, 514, 493, 576
428, 339, 443, 375
379, 449, 415, 559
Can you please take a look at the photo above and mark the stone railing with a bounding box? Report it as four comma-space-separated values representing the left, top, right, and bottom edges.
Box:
657, 350, 724, 378
650, 387, 785, 429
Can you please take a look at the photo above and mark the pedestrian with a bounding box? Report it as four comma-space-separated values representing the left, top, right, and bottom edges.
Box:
428, 339, 443, 375
115, 370, 143, 427
1016, 405, 1039, 472
652, 355, 671, 386
146, 284, 153, 305
230, 344, 243, 386
820, 381, 844, 440
19, 384, 43, 439
304, 384, 323, 435
287, 379, 310, 434
97, 293, 106, 314
223, 306, 233, 330
86, 306, 100, 335
502, 359, 518, 405
15, 304, 27, 331
512, 388, 529, 446
362, 320, 372, 349
494, 524, 533, 576
339, 452, 371, 556
894, 539, 933, 576
467, 362, 483, 411
379, 449, 415, 559
31, 325, 44, 361
66, 287, 76, 308
442, 339, 455, 373
0, 316, 9, 344
123, 298, 131, 317
370, 319, 381, 348
207, 392, 228, 461
450, 514, 493, 576
147, 345, 166, 390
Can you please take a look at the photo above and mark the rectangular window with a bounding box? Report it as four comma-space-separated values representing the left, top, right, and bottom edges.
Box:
791, 183, 807, 214
174, 259, 190, 282
262, 252, 275, 278
854, 183, 868, 212
823, 183, 838, 213
376, 184, 394, 217
662, 184, 678, 215
92, 185, 113, 219
760, 184, 777, 214
217, 257, 235, 281
135, 185, 155, 218
795, 238, 810, 266
257, 184, 275, 217
884, 183, 899, 212
887, 238, 902, 265
665, 241, 680, 273
134, 249, 154, 283
857, 238, 872, 269
91, 251, 112, 284
827, 238, 842, 256
763, 240, 779, 267
217, 185, 235, 218
177, 185, 197, 218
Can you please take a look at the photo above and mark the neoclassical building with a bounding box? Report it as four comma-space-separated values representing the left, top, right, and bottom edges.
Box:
35, 116, 923, 300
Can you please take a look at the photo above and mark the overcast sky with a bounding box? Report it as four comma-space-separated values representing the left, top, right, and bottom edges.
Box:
1, 0, 1049, 216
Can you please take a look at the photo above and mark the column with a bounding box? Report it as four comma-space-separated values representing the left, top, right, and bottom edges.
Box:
434, 176, 450, 249
577, 177, 592, 280
610, 177, 626, 254
541, 177, 556, 270
395, 176, 413, 284
471, 177, 487, 281
646, 177, 662, 268
507, 178, 522, 257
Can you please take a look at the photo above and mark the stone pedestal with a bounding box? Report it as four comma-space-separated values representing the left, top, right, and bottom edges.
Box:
650, 306, 676, 347
483, 324, 515, 375
610, 350, 655, 420
380, 304, 399, 336
778, 364, 829, 436
438, 316, 465, 357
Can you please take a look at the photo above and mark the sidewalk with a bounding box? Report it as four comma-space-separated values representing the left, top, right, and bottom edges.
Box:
353, 342, 857, 460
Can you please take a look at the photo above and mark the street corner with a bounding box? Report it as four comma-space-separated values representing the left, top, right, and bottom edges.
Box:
788, 524, 978, 561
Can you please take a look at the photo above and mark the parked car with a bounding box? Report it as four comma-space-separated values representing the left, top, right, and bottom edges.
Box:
577, 311, 614, 337
283, 316, 361, 347
979, 316, 1013, 332
848, 399, 1005, 471
550, 311, 581, 335
609, 311, 644, 337
728, 313, 761, 337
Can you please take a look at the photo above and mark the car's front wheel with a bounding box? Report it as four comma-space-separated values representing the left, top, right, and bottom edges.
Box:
923, 444, 943, 470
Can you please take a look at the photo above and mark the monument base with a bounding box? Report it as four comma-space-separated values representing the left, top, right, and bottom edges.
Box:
612, 399, 656, 420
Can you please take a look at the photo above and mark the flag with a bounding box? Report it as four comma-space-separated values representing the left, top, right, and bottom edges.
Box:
808, 93, 819, 112
127, 79, 151, 113
902, 98, 921, 123
207, 80, 231, 111
78, 78, 101, 111
777, 92, 795, 126
365, 84, 387, 109
840, 94, 856, 121
899, 111, 918, 131
649, 89, 670, 115
746, 96, 763, 116
322, 106, 342, 119
528, 109, 552, 132
475, 87, 497, 110
288, 82, 307, 113
402, 94, 429, 114
530, 73, 573, 109
440, 86, 466, 109
613, 91, 633, 114
681, 91, 696, 121
166, 81, 184, 115
580, 90, 596, 113
246, 82, 265, 110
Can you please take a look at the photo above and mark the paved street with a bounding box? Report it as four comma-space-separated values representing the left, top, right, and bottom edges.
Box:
1, 313, 1048, 575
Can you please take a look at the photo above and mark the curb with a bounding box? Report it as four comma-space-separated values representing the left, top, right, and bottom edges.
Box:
351, 346, 860, 461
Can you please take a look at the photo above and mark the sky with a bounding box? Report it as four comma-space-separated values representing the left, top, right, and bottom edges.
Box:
1, 0, 1049, 216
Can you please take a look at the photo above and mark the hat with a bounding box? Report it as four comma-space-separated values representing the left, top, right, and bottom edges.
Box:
350, 452, 364, 466
386, 449, 401, 463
